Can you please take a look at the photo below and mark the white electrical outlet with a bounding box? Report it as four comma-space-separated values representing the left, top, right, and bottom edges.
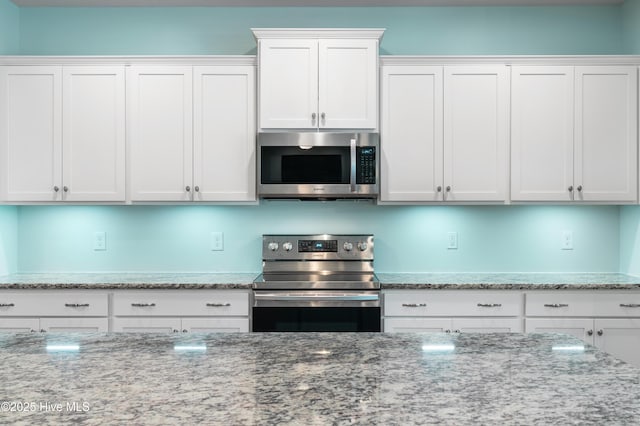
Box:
94, 231, 106, 251
447, 232, 458, 250
562, 230, 573, 250
211, 232, 224, 251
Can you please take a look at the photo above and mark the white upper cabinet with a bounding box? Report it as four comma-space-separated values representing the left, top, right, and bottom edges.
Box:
254, 29, 383, 131
0, 65, 125, 202
443, 66, 508, 202
193, 65, 256, 202
380, 63, 508, 203
574, 66, 637, 202
128, 66, 194, 202
129, 63, 256, 202
62, 66, 125, 202
511, 65, 637, 203
381, 65, 443, 202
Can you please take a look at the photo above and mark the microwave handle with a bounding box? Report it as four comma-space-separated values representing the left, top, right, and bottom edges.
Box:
350, 137, 357, 192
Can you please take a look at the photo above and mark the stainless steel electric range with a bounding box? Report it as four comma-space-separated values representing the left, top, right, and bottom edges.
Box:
252, 234, 381, 332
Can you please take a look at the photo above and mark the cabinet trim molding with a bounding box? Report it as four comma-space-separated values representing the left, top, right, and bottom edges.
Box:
381, 55, 640, 66
252, 28, 385, 40
0, 56, 257, 66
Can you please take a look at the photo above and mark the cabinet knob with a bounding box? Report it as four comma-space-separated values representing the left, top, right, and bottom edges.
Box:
39, 329, 46, 333
185, 186, 191, 192
321, 112, 326, 120
445, 329, 451, 333
577, 185, 583, 192
173, 329, 180, 333
182, 329, 188, 333
311, 112, 317, 120
587, 330, 593, 336
597, 330, 603, 336
454, 329, 461, 334
436, 186, 442, 192
568, 186, 573, 192
194, 186, 200, 192
446, 186, 451, 192
63, 186, 68, 193
53, 186, 60, 192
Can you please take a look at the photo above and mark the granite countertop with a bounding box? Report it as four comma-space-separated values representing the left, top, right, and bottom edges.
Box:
1, 272, 640, 290
0, 332, 638, 425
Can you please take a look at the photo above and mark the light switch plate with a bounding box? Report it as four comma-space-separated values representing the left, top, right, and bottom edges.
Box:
447, 232, 458, 250
211, 232, 224, 251
94, 231, 106, 251
562, 230, 573, 250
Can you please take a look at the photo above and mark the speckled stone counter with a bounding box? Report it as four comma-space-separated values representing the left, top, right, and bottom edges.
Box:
0, 332, 638, 425
378, 272, 640, 290
0, 273, 256, 289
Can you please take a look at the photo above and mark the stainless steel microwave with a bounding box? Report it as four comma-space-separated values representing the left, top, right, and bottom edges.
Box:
258, 132, 379, 199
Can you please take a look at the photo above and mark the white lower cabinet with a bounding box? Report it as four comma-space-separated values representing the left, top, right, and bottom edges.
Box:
0, 291, 109, 332
383, 290, 523, 333
112, 290, 250, 333
525, 291, 640, 367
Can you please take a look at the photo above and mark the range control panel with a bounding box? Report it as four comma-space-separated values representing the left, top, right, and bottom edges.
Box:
263, 234, 374, 261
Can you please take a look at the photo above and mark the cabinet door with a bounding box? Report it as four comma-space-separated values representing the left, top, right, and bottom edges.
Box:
574, 66, 638, 202
384, 318, 451, 333
258, 39, 318, 129
62, 66, 125, 202
453, 318, 522, 333
380, 65, 443, 202
40, 317, 108, 332
444, 66, 508, 201
511, 66, 574, 201
318, 39, 377, 129
112, 317, 181, 333
193, 66, 256, 201
181, 318, 249, 333
0, 318, 39, 333
524, 318, 594, 344
0, 66, 62, 201
595, 319, 640, 367
128, 66, 193, 201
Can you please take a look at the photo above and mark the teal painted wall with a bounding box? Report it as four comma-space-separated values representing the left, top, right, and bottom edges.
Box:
0, 207, 18, 275
623, 0, 640, 53
16, 204, 619, 273
17, 5, 623, 55
620, 206, 640, 275
0, 0, 19, 55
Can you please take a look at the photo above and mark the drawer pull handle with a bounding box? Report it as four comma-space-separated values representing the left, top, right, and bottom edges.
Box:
131, 303, 156, 307
402, 303, 426, 308
544, 304, 569, 308
620, 304, 640, 308
0, 303, 15, 307
65, 303, 89, 308
206, 303, 231, 307
477, 303, 502, 308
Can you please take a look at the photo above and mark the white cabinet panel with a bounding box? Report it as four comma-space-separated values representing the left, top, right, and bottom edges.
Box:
595, 318, 640, 367
258, 39, 318, 129
574, 66, 637, 202
0, 318, 40, 333
1, 66, 62, 201
112, 317, 181, 333
129, 66, 193, 201
444, 66, 508, 201
181, 318, 249, 333
380, 66, 443, 202
194, 66, 256, 201
40, 317, 108, 332
62, 66, 125, 201
454, 318, 522, 333
318, 39, 377, 129
0, 292, 109, 317
113, 291, 249, 317
511, 66, 574, 201
384, 318, 451, 333
525, 318, 594, 343
384, 290, 522, 317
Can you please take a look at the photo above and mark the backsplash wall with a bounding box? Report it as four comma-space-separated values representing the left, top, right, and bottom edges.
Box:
0, 0, 19, 55
15, 204, 619, 274
0, 206, 18, 275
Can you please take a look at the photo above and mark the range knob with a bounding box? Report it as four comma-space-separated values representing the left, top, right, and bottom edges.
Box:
357, 241, 368, 251
343, 242, 354, 252
282, 242, 294, 252
267, 242, 279, 251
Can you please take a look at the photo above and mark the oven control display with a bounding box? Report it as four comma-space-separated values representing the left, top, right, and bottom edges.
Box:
298, 240, 338, 252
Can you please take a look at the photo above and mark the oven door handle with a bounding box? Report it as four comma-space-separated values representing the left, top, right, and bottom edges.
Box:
255, 293, 379, 302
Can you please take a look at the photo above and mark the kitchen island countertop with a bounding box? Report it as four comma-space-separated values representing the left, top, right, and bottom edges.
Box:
0, 332, 639, 425
1, 272, 640, 290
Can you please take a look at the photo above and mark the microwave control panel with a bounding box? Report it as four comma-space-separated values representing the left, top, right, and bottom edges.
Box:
356, 147, 376, 184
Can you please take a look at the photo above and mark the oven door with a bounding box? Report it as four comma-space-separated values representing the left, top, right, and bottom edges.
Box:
252, 291, 381, 332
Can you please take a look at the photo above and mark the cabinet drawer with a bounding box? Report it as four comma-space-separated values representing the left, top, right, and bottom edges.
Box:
113, 291, 249, 317
0, 292, 108, 317
383, 291, 522, 317
526, 292, 640, 317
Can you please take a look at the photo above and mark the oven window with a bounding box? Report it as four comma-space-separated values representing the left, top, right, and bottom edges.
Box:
282, 155, 342, 183
253, 307, 381, 332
